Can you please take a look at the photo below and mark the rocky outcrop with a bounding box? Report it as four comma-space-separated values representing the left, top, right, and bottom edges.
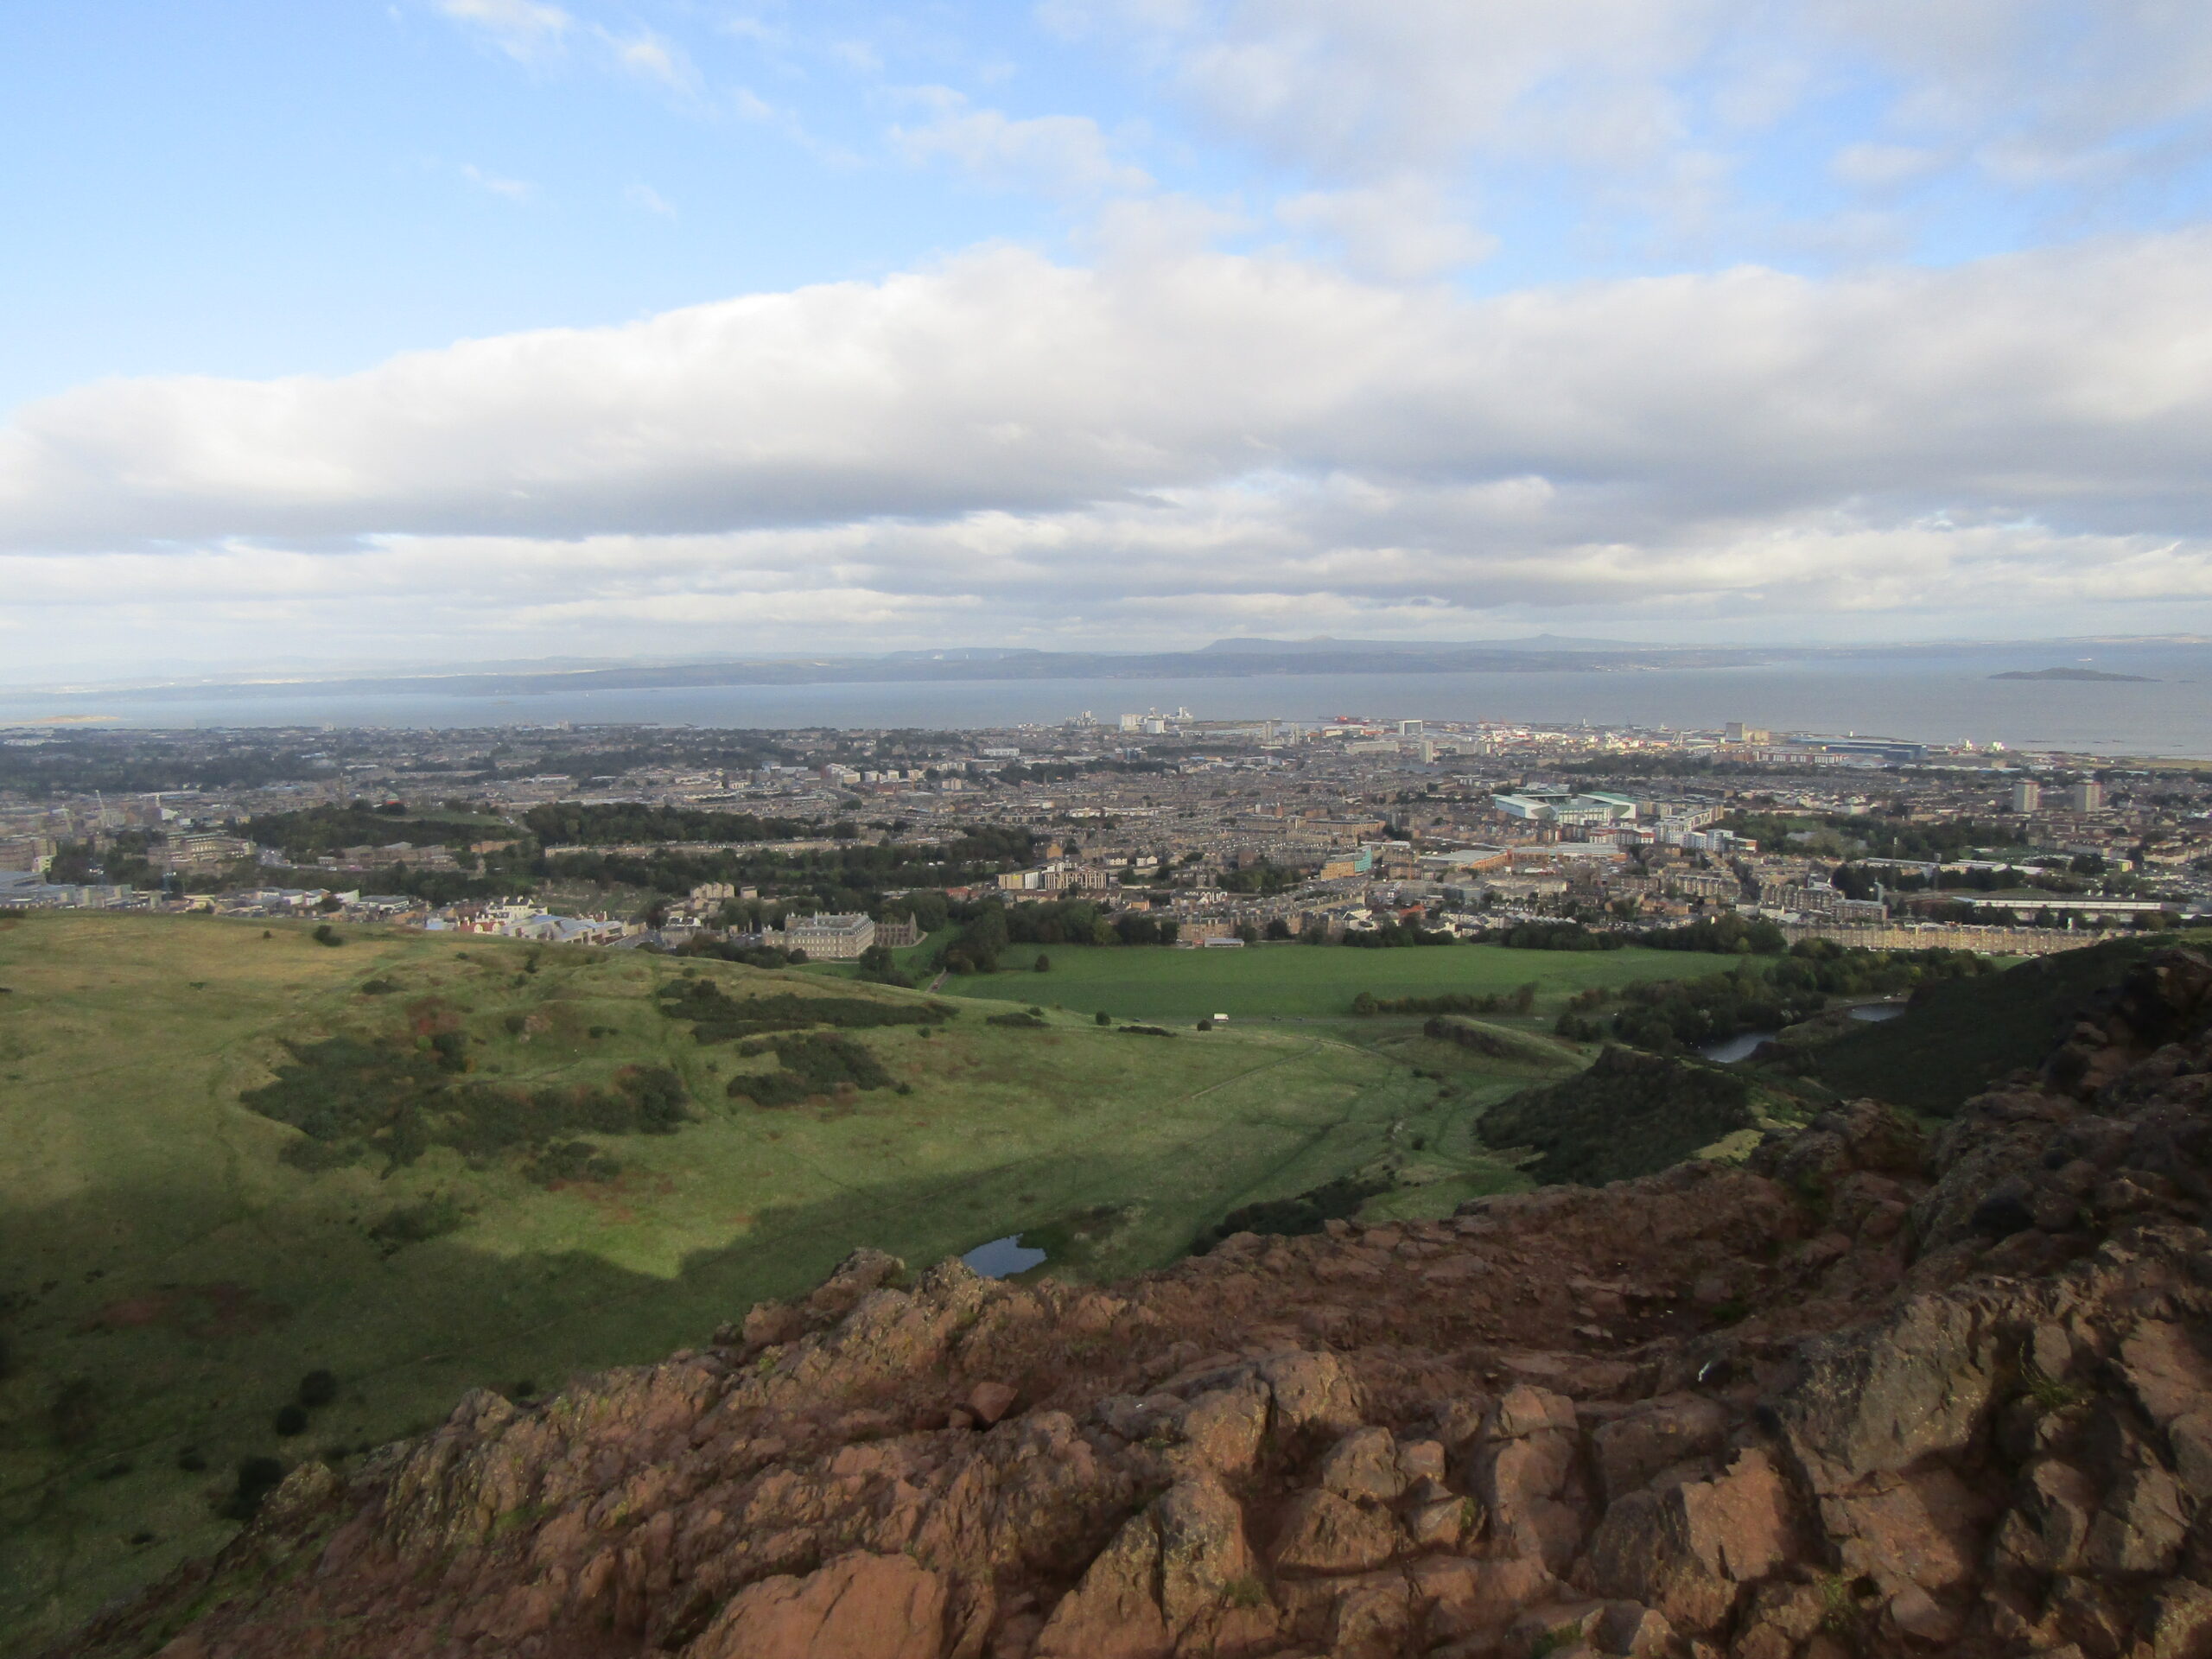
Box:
50, 950, 2212, 1659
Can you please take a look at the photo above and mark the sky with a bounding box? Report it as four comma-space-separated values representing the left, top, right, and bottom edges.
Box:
5, 1, 2212, 680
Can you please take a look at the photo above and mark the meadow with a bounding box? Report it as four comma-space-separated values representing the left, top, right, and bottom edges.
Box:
945, 938, 1736, 1023
0, 912, 1568, 1646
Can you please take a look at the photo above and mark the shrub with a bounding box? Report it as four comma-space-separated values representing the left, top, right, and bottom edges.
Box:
313, 923, 343, 947
359, 977, 399, 995
220, 1457, 287, 1522
659, 981, 951, 1043
523, 1140, 622, 1186
987, 1011, 1046, 1029
274, 1404, 309, 1437
296, 1370, 340, 1408
1095, 1010, 1111, 1026
1033, 953, 1052, 973
366, 1194, 468, 1254
1118, 1024, 1174, 1037
49, 1378, 99, 1446
727, 1033, 894, 1106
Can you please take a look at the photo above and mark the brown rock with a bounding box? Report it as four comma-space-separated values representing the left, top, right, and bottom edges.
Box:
1591, 1395, 1729, 1504
1272, 1488, 1400, 1576
687, 1552, 945, 1659
1033, 1474, 1267, 1659
1885, 1584, 1961, 1647
1410, 1554, 1554, 1643
2085, 1459, 2189, 1576
1993, 1458, 2100, 1575
1586, 1448, 1795, 1636
1317, 1427, 1405, 1503
968, 1382, 1019, 1426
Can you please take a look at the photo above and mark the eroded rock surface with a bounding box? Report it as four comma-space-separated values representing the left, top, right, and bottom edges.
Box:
50, 949, 2212, 1659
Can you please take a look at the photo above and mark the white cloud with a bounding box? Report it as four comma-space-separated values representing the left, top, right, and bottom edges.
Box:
893, 93, 1152, 198
435, 0, 571, 62
1830, 142, 1945, 190
461, 163, 535, 200
1275, 178, 1496, 280
626, 183, 677, 217
595, 26, 698, 95
6, 230, 2212, 656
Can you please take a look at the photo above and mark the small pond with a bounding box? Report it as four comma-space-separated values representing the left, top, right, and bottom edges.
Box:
1702, 1001, 1910, 1063
962, 1234, 1048, 1278
1701, 1030, 1778, 1064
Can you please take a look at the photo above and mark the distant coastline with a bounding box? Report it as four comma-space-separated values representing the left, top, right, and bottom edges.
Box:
1990, 667, 2156, 683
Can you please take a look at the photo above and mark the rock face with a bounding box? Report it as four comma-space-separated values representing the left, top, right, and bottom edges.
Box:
48, 948, 2212, 1659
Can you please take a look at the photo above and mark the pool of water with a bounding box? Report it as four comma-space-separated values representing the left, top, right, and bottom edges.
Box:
962, 1234, 1048, 1278
1701, 1030, 1779, 1064
1849, 1002, 1906, 1023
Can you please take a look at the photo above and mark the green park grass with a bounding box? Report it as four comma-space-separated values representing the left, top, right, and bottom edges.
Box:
0, 911, 1566, 1646
947, 938, 1732, 1023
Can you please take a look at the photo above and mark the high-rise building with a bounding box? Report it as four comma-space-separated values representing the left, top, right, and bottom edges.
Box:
2067, 780, 2105, 813
2011, 779, 2041, 814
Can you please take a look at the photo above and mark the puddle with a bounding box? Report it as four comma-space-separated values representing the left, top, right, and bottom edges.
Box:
1701, 1030, 1778, 1064
962, 1234, 1048, 1278
1848, 1002, 1906, 1023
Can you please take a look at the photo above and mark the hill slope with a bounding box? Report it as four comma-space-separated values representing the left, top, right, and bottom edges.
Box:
52, 945, 2212, 1659
0, 913, 1548, 1647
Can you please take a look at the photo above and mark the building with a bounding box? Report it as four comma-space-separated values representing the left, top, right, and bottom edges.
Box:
2067, 780, 2105, 814
784, 912, 877, 959
2012, 779, 2042, 814
874, 915, 922, 949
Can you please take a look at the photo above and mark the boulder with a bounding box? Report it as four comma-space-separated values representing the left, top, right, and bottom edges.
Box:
1271, 1488, 1400, 1576
1586, 1449, 1796, 1636
1033, 1474, 1269, 1659
686, 1553, 944, 1659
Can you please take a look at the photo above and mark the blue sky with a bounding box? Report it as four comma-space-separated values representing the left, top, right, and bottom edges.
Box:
4, 1, 2212, 676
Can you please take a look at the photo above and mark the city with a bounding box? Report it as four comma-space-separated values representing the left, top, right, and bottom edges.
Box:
5, 714, 2205, 961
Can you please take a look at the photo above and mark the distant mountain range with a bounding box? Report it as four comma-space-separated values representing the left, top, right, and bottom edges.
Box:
1990, 666, 2156, 683
5, 635, 2209, 707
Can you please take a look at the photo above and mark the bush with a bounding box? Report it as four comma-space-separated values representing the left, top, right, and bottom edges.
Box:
366, 1194, 468, 1254
49, 1378, 99, 1446
659, 980, 951, 1042
523, 1140, 622, 1186
1210, 1173, 1390, 1241
1118, 1024, 1174, 1037
220, 1457, 287, 1522
1033, 953, 1051, 973
727, 1033, 894, 1106
359, 977, 398, 995
274, 1403, 309, 1437
296, 1370, 340, 1408
1095, 1010, 1111, 1026
313, 923, 343, 947
987, 1011, 1046, 1028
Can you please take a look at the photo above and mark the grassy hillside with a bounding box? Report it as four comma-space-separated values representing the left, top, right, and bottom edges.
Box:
1792, 931, 2212, 1113
951, 939, 1734, 1022
0, 912, 1559, 1647
1477, 1045, 1818, 1186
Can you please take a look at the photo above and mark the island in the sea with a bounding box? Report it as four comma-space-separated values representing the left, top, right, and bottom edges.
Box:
1990, 665, 2155, 682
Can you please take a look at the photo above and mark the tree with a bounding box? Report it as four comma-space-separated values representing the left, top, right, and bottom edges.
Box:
1033, 953, 1052, 973
1095, 1010, 1111, 1026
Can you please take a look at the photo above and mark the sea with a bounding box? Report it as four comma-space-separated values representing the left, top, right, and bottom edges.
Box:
7, 644, 2212, 758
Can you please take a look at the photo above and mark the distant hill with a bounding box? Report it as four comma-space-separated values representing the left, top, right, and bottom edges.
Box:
1990, 666, 2154, 682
